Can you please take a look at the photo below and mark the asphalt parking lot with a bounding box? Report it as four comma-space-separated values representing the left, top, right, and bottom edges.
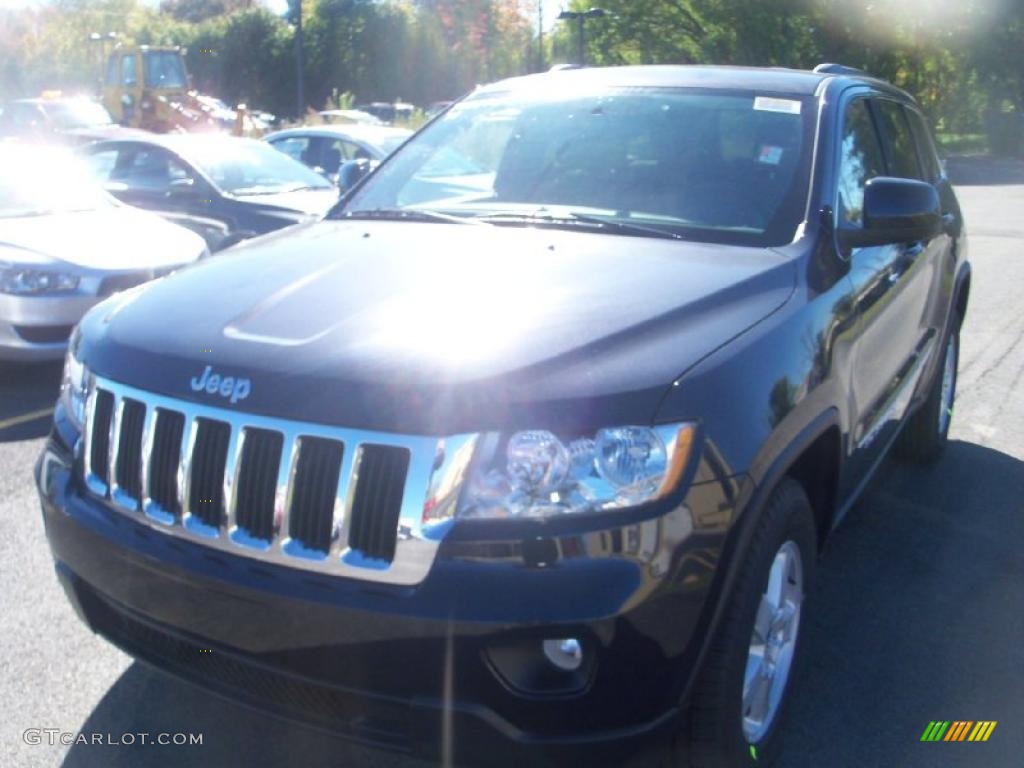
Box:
2, 156, 1023, 768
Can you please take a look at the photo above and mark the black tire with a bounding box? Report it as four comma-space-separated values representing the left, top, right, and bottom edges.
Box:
895, 319, 959, 464
682, 478, 816, 768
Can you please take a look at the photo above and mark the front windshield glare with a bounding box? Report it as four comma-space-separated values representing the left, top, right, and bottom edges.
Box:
345, 88, 811, 245
0, 152, 111, 217
184, 141, 334, 195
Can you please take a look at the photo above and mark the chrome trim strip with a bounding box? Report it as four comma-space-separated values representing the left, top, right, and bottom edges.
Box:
273, 433, 301, 553
139, 405, 158, 513
222, 425, 245, 540
108, 394, 133, 510
330, 441, 358, 559
82, 378, 108, 497
177, 413, 199, 525
80, 374, 472, 585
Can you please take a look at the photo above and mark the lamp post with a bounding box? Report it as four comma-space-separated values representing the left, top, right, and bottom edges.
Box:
290, 0, 305, 118
556, 8, 606, 67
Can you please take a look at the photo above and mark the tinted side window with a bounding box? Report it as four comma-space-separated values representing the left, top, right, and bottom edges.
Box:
270, 136, 312, 164
105, 56, 118, 87
111, 147, 191, 192
875, 100, 922, 180
905, 109, 943, 181
838, 99, 886, 226
85, 149, 120, 180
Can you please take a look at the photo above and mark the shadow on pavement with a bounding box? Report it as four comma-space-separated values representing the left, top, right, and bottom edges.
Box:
780, 440, 1024, 768
63, 662, 422, 768
0, 360, 62, 443
945, 155, 1024, 186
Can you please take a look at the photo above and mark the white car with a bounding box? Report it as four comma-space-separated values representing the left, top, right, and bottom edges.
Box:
0, 144, 207, 361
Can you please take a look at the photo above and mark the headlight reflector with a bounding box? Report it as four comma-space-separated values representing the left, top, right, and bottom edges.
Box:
60, 344, 88, 429
0, 267, 79, 295
459, 423, 696, 520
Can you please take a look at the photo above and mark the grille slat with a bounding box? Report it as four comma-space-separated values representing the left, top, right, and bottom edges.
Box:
235, 428, 282, 542
188, 418, 230, 529
88, 390, 115, 487
288, 437, 343, 554
349, 445, 410, 563
81, 375, 444, 584
149, 409, 185, 516
114, 398, 146, 504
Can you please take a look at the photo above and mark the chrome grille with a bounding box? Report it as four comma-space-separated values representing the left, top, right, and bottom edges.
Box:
81, 374, 478, 585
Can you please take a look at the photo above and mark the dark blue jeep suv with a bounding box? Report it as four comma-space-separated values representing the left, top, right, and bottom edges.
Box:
36, 63, 969, 768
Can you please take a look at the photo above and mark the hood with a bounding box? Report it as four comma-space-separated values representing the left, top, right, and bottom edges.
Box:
230, 188, 339, 217
80, 220, 797, 434
0, 207, 206, 271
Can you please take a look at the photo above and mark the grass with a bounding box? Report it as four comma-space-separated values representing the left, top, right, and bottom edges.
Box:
935, 132, 990, 155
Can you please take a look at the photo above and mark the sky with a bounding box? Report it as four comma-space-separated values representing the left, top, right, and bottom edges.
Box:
0, 0, 567, 32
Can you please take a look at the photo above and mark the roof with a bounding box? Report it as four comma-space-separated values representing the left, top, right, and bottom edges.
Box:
84, 133, 267, 160
476, 64, 881, 97
265, 124, 412, 144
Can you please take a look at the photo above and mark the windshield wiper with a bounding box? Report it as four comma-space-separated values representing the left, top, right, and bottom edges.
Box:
332, 208, 486, 226
475, 211, 684, 240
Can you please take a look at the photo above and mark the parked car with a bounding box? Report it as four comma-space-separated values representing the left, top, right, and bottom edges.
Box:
317, 109, 384, 126
79, 134, 338, 251
355, 101, 415, 124
264, 124, 411, 184
0, 95, 147, 145
37, 64, 968, 767
0, 145, 206, 361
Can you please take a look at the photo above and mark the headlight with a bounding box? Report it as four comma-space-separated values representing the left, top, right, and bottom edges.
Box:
458, 423, 697, 519
0, 267, 79, 295
60, 343, 88, 430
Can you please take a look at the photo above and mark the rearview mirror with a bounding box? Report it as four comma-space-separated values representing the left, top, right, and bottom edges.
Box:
338, 158, 372, 194
842, 177, 942, 248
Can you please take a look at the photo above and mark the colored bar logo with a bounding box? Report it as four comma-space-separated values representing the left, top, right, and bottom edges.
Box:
921, 721, 997, 742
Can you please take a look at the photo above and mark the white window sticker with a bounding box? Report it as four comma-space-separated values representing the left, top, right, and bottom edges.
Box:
753, 97, 802, 115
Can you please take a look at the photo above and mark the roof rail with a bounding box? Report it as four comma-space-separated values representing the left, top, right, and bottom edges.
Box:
813, 62, 868, 76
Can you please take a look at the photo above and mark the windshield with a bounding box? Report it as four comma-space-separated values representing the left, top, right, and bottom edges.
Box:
181, 140, 334, 195
0, 150, 112, 218
143, 51, 187, 89
42, 100, 113, 129
343, 87, 813, 245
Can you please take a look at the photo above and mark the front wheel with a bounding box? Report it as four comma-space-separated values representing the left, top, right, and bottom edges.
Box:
682, 478, 816, 768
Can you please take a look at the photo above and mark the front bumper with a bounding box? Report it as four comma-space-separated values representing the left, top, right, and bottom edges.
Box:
37, 433, 741, 765
0, 293, 97, 361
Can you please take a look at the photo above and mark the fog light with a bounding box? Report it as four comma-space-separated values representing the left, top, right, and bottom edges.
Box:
542, 637, 583, 671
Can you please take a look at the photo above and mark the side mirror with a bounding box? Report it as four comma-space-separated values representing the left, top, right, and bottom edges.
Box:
843, 177, 942, 248
338, 158, 372, 193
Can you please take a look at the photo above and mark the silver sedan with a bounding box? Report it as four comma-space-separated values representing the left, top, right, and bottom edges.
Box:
0, 144, 208, 361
